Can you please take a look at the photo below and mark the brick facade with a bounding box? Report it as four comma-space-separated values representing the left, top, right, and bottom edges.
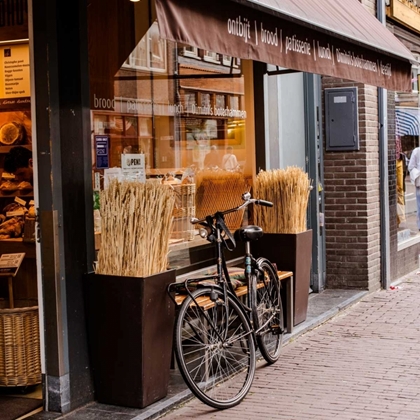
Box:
322, 78, 381, 291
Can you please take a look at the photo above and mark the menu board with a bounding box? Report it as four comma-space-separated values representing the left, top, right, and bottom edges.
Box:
0, 44, 30, 101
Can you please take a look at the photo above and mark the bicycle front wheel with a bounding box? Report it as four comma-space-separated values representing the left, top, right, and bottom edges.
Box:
253, 258, 284, 364
175, 287, 256, 409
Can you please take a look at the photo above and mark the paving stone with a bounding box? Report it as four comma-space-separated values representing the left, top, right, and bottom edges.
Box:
158, 273, 420, 420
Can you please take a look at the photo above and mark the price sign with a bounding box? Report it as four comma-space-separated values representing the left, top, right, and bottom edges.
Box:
121, 153, 146, 183
0, 253, 25, 277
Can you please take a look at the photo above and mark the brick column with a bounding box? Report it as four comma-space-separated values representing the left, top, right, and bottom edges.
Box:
322, 79, 381, 291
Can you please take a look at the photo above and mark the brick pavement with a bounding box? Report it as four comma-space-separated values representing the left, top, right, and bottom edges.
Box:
160, 274, 420, 420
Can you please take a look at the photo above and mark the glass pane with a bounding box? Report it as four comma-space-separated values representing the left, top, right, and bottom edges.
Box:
264, 66, 306, 169
395, 97, 420, 244
216, 94, 225, 108
88, 9, 255, 269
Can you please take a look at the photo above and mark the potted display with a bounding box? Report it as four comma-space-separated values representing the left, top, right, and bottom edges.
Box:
253, 167, 312, 326
85, 180, 176, 408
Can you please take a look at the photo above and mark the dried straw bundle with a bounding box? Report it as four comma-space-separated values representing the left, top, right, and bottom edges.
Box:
254, 167, 311, 234
195, 170, 250, 231
96, 180, 175, 277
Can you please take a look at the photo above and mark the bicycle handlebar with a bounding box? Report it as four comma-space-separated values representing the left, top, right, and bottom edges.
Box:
190, 194, 273, 225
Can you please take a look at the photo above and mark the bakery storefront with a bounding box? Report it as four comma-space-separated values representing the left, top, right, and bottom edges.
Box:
0, 0, 415, 415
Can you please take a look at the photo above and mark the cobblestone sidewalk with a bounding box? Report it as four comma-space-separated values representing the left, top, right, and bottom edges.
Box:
160, 273, 420, 420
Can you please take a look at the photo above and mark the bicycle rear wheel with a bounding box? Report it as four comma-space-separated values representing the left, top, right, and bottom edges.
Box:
175, 286, 256, 409
252, 258, 284, 364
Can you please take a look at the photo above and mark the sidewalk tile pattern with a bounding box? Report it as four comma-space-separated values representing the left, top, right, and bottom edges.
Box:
160, 275, 420, 420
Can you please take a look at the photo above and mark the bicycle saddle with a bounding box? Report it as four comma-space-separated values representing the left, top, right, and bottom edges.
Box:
234, 225, 264, 242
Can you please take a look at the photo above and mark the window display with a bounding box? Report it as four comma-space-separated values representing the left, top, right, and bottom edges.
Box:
89, 15, 256, 269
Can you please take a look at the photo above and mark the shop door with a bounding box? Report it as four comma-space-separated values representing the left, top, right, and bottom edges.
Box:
264, 69, 326, 292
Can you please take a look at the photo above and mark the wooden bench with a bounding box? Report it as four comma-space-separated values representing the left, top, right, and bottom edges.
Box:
174, 271, 294, 333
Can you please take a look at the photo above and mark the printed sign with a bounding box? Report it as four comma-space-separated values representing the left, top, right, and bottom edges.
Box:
103, 167, 122, 189
95, 135, 110, 169
0, 44, 30, 100
121, 153, 146, 183
0, 253, 25, 276
387, 0, 420, 34
155, 0, 412, 92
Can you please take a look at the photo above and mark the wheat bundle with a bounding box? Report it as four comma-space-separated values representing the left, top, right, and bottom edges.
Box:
96, 179, 175, 277
195, 170, 250, 231
254, 167, 311, 234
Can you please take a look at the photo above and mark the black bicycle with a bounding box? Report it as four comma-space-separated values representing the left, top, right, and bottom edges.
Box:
168, 192, 284, 409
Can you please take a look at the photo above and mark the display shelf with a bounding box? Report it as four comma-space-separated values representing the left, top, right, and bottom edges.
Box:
0, 191, 33, 198
0, 145, 32, 154
0, 239, 36, 258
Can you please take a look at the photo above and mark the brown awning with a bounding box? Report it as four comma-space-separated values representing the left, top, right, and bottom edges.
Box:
155, 0, 415, 92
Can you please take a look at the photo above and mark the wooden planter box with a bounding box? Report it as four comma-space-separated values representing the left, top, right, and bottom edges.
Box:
85, 269, 176, 408
253, 230, 313, 326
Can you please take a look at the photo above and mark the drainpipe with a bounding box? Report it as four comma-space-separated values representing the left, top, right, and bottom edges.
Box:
377, 0, 391, 290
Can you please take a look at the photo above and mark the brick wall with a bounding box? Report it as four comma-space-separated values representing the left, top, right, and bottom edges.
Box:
322, 77, 381, 291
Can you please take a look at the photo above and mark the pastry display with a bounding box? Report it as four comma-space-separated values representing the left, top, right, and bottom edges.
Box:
0, 121, 26, 145
0, 180, 19, 193
28, 205, 36, 218
18, 181, 33, 191
0, 217, 24, 237
3, 202, 23, 213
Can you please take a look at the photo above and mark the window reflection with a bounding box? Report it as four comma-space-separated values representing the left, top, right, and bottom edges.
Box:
396, 102, 420, 243
90, 18, 254, 259
124, 22, 166, 72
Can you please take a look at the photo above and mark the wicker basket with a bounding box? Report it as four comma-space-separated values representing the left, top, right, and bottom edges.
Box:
195, 173, 250, 231
0, 306, 41, 387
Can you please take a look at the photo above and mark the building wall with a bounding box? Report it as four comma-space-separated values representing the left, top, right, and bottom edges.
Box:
321, 76, 381, 291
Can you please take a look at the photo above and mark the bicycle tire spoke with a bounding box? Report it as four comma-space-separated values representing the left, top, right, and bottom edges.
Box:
253, 260, 284, 364
176, 288, 256, 408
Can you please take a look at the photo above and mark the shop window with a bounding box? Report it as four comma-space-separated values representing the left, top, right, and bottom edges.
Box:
229, 96, 239, 110
200, 93, 211, 108
89, 12, 255, 271
222, 55, 239, 68
203, 50, 220, 64
395, 55, 420, 248
215, 94, 226, 108
183, 92, 196, 113
181, 46, 200, 59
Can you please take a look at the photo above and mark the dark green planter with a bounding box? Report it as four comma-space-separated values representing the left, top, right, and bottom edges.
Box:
253, 230, 313, 326
85, 269, 176, 408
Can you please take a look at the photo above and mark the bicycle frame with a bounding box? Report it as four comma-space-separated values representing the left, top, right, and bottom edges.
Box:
168, 215, 275, 344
